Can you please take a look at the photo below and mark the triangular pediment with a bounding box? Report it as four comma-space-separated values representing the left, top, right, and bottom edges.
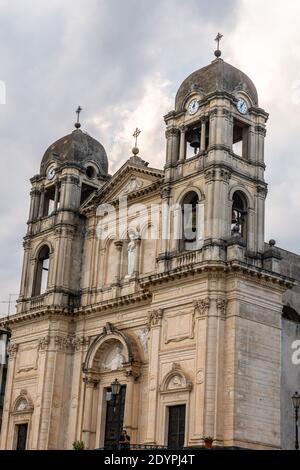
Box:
80, 156, 164, 214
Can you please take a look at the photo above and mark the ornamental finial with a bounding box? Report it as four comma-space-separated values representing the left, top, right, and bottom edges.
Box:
214, 32, 223, 58
132, 127, 141, 155
75, 106, 82, 129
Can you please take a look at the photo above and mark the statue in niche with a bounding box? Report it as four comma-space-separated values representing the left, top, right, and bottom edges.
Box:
102, 345, 125, 371
127, 236, 137, 276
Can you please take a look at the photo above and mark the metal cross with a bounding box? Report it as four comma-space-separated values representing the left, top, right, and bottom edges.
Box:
215, 32, 223, 50
133, 128, 141, 147
76, 106, 82, 124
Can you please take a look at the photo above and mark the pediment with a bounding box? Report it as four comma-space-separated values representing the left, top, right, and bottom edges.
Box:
81, 157, 164, 213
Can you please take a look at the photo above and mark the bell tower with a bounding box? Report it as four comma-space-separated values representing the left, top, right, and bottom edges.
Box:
163, 35, 269, 263
17, 110, 109, 314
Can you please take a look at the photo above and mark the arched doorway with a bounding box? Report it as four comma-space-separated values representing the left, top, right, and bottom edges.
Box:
81, 323, 141, 449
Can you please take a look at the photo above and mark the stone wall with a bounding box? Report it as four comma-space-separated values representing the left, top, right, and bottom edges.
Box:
277, 246, 300, 449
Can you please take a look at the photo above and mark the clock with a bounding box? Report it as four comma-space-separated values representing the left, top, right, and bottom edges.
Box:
188, 99, 200, 115
236, 98, 248, 115
47, 167, 56, 180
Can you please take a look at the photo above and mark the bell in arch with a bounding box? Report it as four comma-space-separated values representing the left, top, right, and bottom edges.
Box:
187, 129, 200, 154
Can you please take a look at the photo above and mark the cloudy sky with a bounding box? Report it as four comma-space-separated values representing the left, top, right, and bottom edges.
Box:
0, 0, 300, 315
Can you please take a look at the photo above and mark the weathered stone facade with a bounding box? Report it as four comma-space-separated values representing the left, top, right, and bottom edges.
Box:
0, 53, 299, 450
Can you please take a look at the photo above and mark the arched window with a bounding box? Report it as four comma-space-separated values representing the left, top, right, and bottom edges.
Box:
32, 245, 50, 296
181, 191, 199, 251
231, 192, 247, 239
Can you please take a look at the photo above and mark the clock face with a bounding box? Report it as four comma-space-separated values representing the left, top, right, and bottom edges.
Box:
188, 99, 200, 115
236, 98, 248, 115
47, 167, 56, 180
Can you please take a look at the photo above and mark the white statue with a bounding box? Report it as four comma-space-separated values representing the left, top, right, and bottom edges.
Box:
127, 237, 136, 276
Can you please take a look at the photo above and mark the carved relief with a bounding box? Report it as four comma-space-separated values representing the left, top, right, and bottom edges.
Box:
54, 335, 74, 351
194, 298, 210, 317
122, 176, 143, 195
72, 336, 90, 351
7, 343, 18, 358
148, 308, 164, 328
38, 335, 50, 350
160, 363, 192, 394
216, 298, 227, 319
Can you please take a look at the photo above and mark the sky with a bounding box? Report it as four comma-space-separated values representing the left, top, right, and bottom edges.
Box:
0, 0, 300, 315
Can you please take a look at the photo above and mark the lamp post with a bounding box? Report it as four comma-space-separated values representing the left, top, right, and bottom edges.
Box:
292, 391, 300, 450
110, 378, 121, 450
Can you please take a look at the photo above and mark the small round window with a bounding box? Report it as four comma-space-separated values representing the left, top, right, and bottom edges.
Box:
86, 165, 97, 179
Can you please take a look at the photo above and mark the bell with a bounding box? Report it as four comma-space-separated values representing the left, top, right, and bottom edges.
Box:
188, 130, 200, 153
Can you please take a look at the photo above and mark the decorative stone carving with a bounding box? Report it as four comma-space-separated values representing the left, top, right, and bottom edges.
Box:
216, 298, 227, 319
54, 335, 74, 351
255, 124, 267, 136
165, 127, 179, 139
148, 308, 164, 328
7, 343, 18, 357
219, 168, 231, 182
83, 376, 100, 388
160, 363, 193, 394
72, 336, 90, 351
194, 298, 210, 316
204, 169, 216, 181
122, 176, 143, 195
38, 335, 50, 350
160, 186, 171, 200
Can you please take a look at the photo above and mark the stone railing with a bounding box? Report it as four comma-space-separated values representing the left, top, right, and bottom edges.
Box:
170, 249, 203, 270
30, 294, 47, 310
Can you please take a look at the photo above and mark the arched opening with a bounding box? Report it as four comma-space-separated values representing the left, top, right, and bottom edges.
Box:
231, 191, 248, 240
32, 245, 50, 296
181, 191, 199, 251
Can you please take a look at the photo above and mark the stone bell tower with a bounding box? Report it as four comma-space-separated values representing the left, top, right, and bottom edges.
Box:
18, 109, 109, 314
156, 37, 293, 449
162, 35, 269, 263
0, 111, 110, 450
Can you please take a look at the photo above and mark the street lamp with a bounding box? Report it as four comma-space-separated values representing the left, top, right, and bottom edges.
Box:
292, 391, 300, 450
111, 378, 121, 397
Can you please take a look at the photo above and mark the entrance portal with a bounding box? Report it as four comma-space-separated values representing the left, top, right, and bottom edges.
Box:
167, 405, 186, 449
104, 385, 126, 449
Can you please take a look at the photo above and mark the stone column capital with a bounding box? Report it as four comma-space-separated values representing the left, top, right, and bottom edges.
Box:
148, 308, 164, 328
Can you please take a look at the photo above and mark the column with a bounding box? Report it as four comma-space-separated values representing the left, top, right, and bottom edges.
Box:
53, 182, 60, 212
19, 240, 31, 299
165, 127, 179, 166
179, 126, 186, 161
114, 241, 123, 283
158, 187, 171, 263
28, 188, 40, 221
133, 237, 141, 277
256, 124, 266, 165
145, 309, 163, 444
82, 376, 99, 449
200, 118, 206, 152
38, 187, 45, 218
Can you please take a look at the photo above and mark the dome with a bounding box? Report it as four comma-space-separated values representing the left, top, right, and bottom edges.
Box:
175, 58, 258, 111
40, 128, 108, 177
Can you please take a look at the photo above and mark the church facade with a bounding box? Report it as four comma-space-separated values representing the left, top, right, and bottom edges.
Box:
0, 49, 299, 450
